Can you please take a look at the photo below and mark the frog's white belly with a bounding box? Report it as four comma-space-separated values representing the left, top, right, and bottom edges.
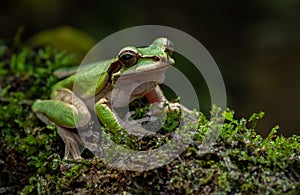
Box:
111, 69, 166, 108
83, 68, 167, 109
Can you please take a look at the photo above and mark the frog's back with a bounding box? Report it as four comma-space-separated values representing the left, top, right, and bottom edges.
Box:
51, 60, 114, 99
53, 62, 101, 79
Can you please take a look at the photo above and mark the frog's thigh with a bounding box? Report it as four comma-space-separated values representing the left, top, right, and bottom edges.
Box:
32, 99, 89, 128
33, 88, 91, 128
53, 88, 91, 127
94, 98, 122, 131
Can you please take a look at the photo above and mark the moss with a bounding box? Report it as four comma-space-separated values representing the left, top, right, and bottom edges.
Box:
0, 38, 76, 194
0, 40, 299, 194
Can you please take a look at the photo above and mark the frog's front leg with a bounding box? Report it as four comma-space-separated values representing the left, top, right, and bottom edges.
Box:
94, 98, 155, 137
32, 88, 91, 160
145, 86, 194, 114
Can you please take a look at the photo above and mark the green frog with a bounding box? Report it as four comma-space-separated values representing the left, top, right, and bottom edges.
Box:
32, 38, 192, 160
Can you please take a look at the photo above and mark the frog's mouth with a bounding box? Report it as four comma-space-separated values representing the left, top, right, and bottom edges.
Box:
112, 66, 169, 106
111, 61, 173, 107
120, 61, 172, 83
122, 58, 173, 76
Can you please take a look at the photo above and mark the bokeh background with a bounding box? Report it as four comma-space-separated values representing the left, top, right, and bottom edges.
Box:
1, 0, 299, 137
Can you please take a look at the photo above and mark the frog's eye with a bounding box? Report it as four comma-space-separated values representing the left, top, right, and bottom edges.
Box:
118, 50, 138, 67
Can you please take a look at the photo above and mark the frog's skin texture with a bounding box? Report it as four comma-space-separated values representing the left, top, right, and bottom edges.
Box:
32, 38, 192, 160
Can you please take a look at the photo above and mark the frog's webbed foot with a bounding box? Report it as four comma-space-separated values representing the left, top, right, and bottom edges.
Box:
121, 102, 169, 136
165, 102, 196, 114
57, 126, 84, 160
145, 86, 199, 116
123, 111, 158, 125
120, 115, 156, 137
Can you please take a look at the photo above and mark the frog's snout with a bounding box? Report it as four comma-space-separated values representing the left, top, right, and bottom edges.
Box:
165, 39, 174, 55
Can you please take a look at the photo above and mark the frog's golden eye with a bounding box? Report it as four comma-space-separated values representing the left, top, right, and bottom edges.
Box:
118, 50, 138, 67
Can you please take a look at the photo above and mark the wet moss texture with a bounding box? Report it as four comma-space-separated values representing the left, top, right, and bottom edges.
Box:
0, 40, 299, 194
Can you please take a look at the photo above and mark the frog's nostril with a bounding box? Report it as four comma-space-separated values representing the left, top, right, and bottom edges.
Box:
165, 40, 174, 55
166, 40, 174, 50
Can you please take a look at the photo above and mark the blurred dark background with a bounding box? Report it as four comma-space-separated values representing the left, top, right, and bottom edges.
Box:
1, 0, 299, 137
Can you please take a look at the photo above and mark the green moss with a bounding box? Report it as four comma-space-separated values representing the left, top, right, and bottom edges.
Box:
0, 41, 299, 194
0, 39, 76, 194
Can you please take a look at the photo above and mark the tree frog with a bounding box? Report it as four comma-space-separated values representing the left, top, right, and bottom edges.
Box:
32, 38, 192, 160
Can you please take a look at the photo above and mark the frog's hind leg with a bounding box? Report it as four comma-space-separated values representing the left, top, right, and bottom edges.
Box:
32, 89, 91, 160
32, 89, 91, 129
52, 88, 91, 128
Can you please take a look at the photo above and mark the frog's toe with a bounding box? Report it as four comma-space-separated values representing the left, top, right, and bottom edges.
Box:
122, 122, 155, 138
63, 153, 82, 161
166, 102, 195, 114
57, 126, 84, 160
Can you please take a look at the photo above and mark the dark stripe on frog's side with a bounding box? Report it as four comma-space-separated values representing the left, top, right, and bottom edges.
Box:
106, 61, 122, 82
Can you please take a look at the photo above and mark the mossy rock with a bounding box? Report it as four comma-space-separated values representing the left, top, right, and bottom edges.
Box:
0, 40, 299, 194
